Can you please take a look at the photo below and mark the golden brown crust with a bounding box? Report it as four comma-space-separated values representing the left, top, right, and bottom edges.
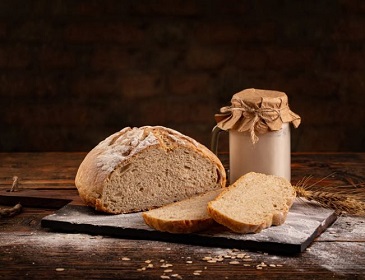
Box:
75, 127, 132, 208
142, 213, 215, 234
207, 206, 272, 233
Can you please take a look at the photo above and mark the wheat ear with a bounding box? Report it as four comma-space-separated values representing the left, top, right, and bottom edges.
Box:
294, 174, 365, 216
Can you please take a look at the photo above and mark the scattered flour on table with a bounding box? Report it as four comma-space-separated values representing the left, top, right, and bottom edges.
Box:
306, 242, 365, 274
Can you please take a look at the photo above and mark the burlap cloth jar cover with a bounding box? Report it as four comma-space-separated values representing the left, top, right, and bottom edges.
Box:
215, 88, 301, 143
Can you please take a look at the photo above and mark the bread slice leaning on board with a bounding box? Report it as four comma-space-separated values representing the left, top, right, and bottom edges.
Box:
207, 172, 296, 233
143, 172, 296, 234
143, 189, 222, 234
75, 126, 226, 214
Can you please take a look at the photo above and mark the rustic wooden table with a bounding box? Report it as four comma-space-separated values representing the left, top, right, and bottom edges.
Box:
1, 152, 364, 279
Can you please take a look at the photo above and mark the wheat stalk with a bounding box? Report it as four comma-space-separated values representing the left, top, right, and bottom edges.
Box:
294, 174, 365, 216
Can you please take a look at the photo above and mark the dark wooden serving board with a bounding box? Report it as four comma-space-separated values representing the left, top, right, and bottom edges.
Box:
41, 199, 337, 255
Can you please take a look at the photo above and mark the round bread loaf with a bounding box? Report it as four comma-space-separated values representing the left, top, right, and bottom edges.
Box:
75, 126, 226, 214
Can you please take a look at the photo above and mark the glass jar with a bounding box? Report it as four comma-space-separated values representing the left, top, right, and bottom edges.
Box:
212, 88, 301, 183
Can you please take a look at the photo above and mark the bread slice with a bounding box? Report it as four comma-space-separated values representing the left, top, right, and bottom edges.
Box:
207, 172, 296, 233
142, 189, 222, 233
75, 126, 226, 214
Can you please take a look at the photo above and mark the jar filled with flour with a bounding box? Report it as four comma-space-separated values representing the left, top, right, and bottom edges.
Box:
211, 88, 301, 183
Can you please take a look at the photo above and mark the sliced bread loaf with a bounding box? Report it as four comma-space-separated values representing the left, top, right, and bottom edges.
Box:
142, 189, 222, 233
207, 172, 296, 233
75, 126, 226, 214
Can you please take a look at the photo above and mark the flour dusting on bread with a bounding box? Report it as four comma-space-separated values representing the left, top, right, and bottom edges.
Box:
75, 126, 226, 214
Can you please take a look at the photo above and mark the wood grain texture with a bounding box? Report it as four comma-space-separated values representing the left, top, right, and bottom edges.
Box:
1, 152, 365, 279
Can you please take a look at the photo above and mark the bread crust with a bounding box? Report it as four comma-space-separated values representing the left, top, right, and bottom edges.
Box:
75, 126, 226, 213
143, 215, 215, 234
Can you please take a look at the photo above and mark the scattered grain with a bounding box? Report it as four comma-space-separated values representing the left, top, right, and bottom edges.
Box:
161, 263, 173, 268
55, 268, 65, 272
193, 270, 202, 276
138, 267, 146, 271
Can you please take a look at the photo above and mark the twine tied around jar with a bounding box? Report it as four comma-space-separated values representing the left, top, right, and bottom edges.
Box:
215, 88, 301, 144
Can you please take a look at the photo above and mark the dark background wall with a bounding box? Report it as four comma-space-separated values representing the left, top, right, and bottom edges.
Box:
0, 0, 364, 152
